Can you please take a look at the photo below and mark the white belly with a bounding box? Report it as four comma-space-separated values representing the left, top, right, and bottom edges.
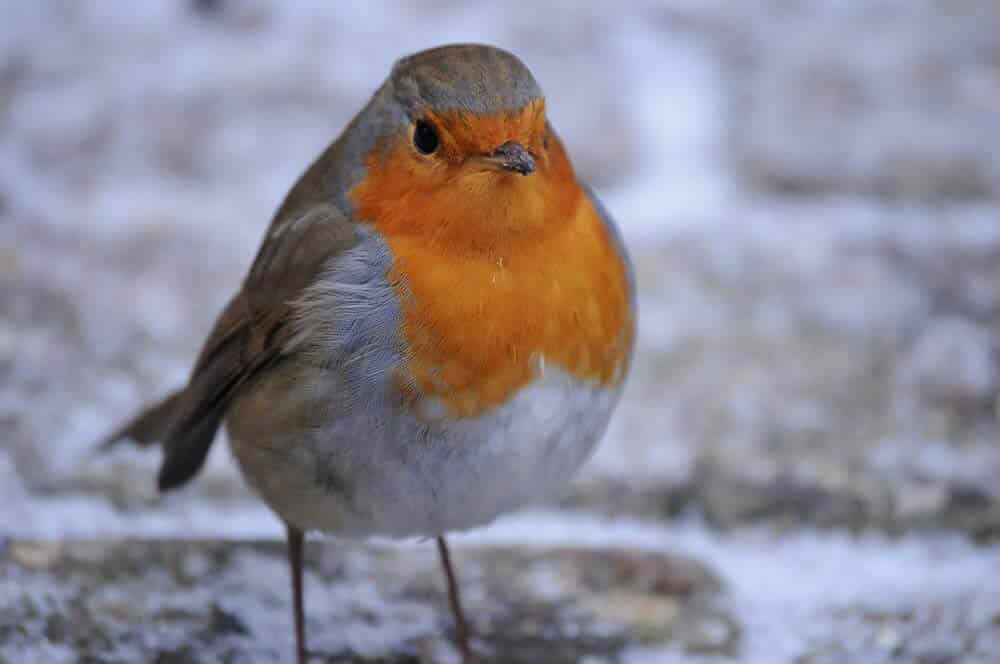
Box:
227, 363, 619, 538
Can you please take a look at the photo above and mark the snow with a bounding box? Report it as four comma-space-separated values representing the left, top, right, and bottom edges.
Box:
3, 2, 1000, 661
457, 511, 1000, 663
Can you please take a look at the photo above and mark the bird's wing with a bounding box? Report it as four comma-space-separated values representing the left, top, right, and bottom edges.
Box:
107, 204, 360, 491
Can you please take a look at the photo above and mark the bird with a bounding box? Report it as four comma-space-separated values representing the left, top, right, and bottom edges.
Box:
101, 43, 635, 663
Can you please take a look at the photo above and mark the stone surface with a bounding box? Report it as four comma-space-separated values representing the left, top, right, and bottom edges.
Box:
899, 317, 998, 407
0, 539, 727, 663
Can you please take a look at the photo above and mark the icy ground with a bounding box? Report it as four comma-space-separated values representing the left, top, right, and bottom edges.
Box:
3, 1, 1000, 662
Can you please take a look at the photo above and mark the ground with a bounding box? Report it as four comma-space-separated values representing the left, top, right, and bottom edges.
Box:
2, 1, 1000, 662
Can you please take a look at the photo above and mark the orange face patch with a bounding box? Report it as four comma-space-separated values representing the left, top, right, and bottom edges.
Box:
350, 105, 633, 418
422, 98, 547, 168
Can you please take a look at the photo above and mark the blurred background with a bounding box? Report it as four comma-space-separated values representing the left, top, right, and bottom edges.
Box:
3, 1, 1000, 662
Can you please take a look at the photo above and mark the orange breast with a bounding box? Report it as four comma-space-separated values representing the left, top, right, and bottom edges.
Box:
351, 129, 633, 418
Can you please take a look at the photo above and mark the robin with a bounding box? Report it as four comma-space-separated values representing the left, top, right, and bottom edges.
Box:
102, 43, 635, 663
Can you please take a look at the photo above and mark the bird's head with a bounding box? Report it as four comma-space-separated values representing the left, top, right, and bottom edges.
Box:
347, 44, 581, 249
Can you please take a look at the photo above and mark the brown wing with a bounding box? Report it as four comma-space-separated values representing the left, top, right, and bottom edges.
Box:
106, 205, 358, 491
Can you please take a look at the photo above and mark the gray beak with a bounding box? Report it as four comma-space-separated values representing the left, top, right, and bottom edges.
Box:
488, 142, 535, 175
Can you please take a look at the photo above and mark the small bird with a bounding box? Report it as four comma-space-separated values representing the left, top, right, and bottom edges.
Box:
102, 44, 635, 663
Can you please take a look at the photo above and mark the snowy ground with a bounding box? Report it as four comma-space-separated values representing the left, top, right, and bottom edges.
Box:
3, 1, 1000, 662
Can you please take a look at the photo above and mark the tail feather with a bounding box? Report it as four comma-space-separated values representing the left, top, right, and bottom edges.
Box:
154, 373, 238, 492
157, 408, 226, 492
99, 391, 183, 450
97, 291, 279, 493
97, 385, 229, 493
96, 291, 256, 493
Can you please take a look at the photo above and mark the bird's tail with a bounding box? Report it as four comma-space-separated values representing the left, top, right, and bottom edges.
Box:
97, 386, 228, 492
97, 294, 250, 491
99, 391, 184, 451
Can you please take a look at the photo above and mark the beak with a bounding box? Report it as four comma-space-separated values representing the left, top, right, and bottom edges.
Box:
481, 141, 535, 176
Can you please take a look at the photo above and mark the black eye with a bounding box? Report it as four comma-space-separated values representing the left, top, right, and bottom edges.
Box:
413, 119, 439, 154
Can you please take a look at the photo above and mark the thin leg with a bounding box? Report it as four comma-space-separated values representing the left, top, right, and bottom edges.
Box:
436, 536, 472, 662
287, 524, 307, 664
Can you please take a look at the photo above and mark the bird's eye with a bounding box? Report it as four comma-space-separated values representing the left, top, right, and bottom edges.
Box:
413, 119, 439, 154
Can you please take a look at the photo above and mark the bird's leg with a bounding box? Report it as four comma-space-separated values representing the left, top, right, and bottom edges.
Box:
436, 536, 472, 662
286, 524, 307, 664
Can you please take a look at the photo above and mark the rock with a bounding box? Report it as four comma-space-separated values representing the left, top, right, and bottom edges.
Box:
898, 317, 998, 408
0, 539, 730, 663
691, 455, 880, 531
893, 482, 951, 528
569, 467, 1000, 540
8, 542, 64, 570
800, 599, 1000, 664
